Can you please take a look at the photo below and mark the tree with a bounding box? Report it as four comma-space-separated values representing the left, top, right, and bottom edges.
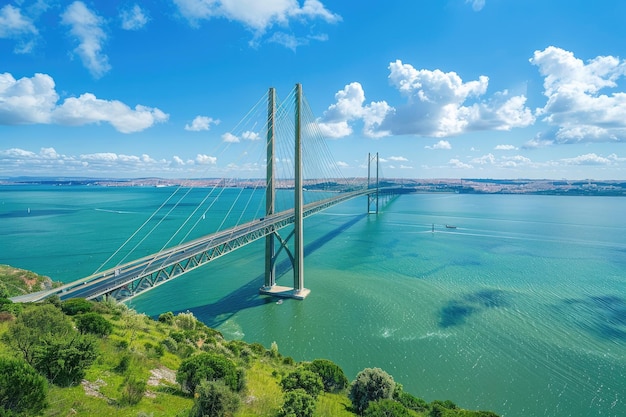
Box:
348, 368, 396, 415
33, 333, 98, 387
190, 380, 240, 417
0, 357, 47, 416
363, 399, 412, 417
279, 389, 315, 417
176, 353, 242, 394
305, 359, 349, 393
2, 304, 73, 365
75, 312, 113, 336
280, 369, 324, 399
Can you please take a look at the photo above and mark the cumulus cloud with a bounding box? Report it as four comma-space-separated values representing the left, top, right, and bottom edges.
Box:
561, 153, 614, 166
531, 46, 626, 143
388, 156, 408, 161
196, 154, 217, 164
222, 132, 240, 142
241, 130, 260, 140
120, 4, 149, 30
185, 116, 220, 131
180, 0, 342, 29
449, 159, 473, 169
317, 82, 393, 138
495, 144, 518, 150
336, 160, 349, 167
425, 140, 452, 150
61, 1, 110, 78
173, 0, 340, 47
379, 60, 534, 137
0, 72, 168, 132
0, 4, 38, 53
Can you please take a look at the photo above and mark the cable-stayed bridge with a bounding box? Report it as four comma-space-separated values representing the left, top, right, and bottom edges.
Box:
13, 85, 403, 304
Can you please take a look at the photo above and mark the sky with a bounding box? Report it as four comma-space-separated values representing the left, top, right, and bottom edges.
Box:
2, 0, 626, 180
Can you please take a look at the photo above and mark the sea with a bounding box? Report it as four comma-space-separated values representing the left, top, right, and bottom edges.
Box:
1, 185, 625, 417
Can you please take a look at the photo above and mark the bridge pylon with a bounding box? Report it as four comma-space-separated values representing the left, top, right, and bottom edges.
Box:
260, 84, 310, 300
367, 152, 379, 214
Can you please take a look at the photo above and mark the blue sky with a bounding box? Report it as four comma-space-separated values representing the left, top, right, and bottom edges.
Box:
2, 0, 626, 180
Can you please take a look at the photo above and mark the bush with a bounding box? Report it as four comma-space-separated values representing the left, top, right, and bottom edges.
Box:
349, 368, 396, 415
75, 312, 113, 336
176, 353, 243, 394
60, 298, 93, 315
280, 369, 324, 399
0, 357, 48, 416
396, 391, 429, 413
190, 380, 240, 417
2, 304, 73, 365
158, 311, 175, 325
364, 399, 412, 417
279, 389, 315, 417
305, 359, 349, 393
33, 334, 99, 387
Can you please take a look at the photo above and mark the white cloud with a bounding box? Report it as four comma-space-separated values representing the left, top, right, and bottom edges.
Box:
172, 0, 341, 39
388, 156, 408, 161
0, 72, 168, 132
120, 4, 149, 30
379, 60, 534, 137
196, 154, 217, 164
531, 46, 626, 143
241, 130, 260, 140
495, 144, 517, 150
222, 132, 240, 142
425, 140, 451, 150
336, 160, 349, 167
561, 153, 613, 166
449, 159, 473, 169
471, 153, 496, 165
61, 1, 110, 78
466, 0, 485, 11
317, 82, 393, 138
0, 4, 38, 53
185, 115, 220, 131
172, 156, 185, 166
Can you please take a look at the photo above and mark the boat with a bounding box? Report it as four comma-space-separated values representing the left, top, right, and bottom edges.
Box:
445, 224, 457, 229
276, 299, 283, 305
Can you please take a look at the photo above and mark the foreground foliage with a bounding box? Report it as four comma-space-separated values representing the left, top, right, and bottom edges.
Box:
0, 268, 501, 417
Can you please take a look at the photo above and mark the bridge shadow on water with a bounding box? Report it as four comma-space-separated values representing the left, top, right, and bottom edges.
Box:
180, 213, 368, 328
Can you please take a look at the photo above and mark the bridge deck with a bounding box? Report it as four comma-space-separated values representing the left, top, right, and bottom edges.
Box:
13, 187, 399, 303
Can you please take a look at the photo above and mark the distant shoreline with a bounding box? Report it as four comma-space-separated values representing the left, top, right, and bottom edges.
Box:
2, 177, 626, 196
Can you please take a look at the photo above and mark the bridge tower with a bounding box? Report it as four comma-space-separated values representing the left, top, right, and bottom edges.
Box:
260, 84, 310, 300
367, 152, 379, 214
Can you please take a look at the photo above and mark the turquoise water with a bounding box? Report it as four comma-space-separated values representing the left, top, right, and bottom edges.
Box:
1, 186, 625, 417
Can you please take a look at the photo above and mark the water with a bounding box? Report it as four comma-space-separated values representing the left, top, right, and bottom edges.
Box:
1, 185, 625, 417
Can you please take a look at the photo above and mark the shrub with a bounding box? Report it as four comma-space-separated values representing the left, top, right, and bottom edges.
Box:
190, 380, 240, 417
2, 304, 73, 365
158, 311, 175, 325
280, 369, 324, 399
33, 334, 99, 387
60, 298, 93, 315
176, 353, 242, 394
396, 391, 429, 413
0, 357, 48, 416
174, 312, 196, 330
305, 359, 349, 393
279, 389, 315, 417
349, 368, 396, 415
363, 399, 413, 417
75, 312, 113, 336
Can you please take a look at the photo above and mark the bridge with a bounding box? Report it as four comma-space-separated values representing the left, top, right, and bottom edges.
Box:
12, 85, 403, 304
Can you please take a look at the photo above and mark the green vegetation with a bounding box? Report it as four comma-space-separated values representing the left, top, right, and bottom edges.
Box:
0, 264, 61, 298
0, 268, 501, 417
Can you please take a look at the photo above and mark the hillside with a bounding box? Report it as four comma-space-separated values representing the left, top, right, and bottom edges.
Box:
0, 268, 499, 417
